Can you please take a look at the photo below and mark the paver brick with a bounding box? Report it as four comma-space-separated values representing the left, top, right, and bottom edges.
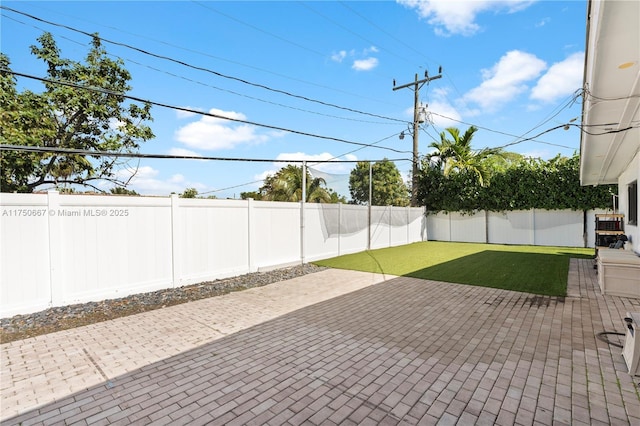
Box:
2, 262, 639, 425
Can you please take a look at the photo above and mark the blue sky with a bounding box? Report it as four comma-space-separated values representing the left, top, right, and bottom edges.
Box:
1, 1, 587, 198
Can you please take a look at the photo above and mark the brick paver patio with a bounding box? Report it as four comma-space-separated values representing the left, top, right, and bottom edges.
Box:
2, 259, 639, 425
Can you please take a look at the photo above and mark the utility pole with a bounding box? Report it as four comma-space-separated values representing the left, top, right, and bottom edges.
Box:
393, 68, 441, 207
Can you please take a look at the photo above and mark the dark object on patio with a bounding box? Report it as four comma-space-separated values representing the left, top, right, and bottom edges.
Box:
609, 234, 628, 249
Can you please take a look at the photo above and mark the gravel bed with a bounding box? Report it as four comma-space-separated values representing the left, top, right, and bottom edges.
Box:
1, 263, 327, 344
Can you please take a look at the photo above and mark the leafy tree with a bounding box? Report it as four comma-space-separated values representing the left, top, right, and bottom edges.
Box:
110, 187, 139, 195
349, 159, 410, 206
181, 188, 198, 198
428, 126, 505, 186
0, 55, 57, 192
327, 189, 348, 204
417, 162, 483, 212
418, 153, 616, 213
0, 32, 154, 193
483, 154, 615, 211
240, 191, 263, 200
260, 165, 332, 202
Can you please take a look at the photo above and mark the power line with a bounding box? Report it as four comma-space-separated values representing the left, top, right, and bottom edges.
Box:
8, 2, 398, 109
2, 68, 413, 155
192, 1, 326, 58
495, 123, 636, 150
339, 1, 437, 69
299, 1, 407, 77
0, 144, 408, 163
0, 5, 406, 124
309, 133, 412, 167
427, 111, 576, 150
5, 6, 603, 158
3, 14, 397, 127
504, 90, 581, 143
121, 57, 397, 126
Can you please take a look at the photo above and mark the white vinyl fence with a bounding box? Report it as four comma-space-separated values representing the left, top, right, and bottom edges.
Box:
0, 192, 425, 317
426, 209, 609, 248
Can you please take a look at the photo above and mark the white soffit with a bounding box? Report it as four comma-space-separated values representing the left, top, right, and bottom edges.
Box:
580, 0, 640, 186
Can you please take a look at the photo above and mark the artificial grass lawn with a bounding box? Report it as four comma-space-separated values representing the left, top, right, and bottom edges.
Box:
313, 241, 595, 297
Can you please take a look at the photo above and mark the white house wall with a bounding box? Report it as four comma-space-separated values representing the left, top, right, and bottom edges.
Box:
618, 151, 640, 254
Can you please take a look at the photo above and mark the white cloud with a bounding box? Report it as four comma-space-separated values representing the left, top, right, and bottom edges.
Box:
352, 57, 379, 71
464, 50, 547, 111
428, 100, 462, 128
254, 151, 357, 194
530, 52, 584, 103
520, 149, 555, 160
168, 147, 203, 157
419, 88, 463, 128
331, 50, 348, 63
114, 166, 207, 195
397, 0, 535, 36
535, 17, 551, 27
331, 47, 379, 70
108, 117, 124, 130
273, 152, 356, 197
174, 108, 269, 150
168, 174, 186, 184
275, 152, 357, 174
254, 169, 275, 184
176, 107, 204, 119
364, 46, 379, 54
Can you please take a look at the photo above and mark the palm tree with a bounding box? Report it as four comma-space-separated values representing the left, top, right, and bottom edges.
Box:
428, 126, 505, 186
261, 165, 332, 202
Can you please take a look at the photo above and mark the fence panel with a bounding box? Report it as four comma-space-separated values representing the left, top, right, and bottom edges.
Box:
408, 207, 427, 243
252, 201, 301, 269
175, 198, 250, 286
450, 211, 486, 243
533, 209, 584, 247
426, 212, 451, 241
52, 193, 174, 306
389, 207, 409, 246
336, 204, 369, 255
427, 209, 602, 248
488, 211, 534, 245
304, 203, 340, 262
370, 206, 391, 249
0, 193, 425, 317
586, 208, 611, 248
0, 193, 51, 315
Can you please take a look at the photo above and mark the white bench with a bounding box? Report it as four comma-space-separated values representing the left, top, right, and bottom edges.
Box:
597, 249, 640, 298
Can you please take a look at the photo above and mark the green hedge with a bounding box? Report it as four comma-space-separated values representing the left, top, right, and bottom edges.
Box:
417, 154, 616, 213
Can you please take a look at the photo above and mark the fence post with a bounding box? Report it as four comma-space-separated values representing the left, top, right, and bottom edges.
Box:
247, 198, 256, 272
406, 206, 410, 244
300, 200, 305, 264
531, 208, 536, 246
47, 190, 63, 307
338, 202, 342, 256
170, 194, 181, 288
485, 210, 489, 244
301, 162, 306, 265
